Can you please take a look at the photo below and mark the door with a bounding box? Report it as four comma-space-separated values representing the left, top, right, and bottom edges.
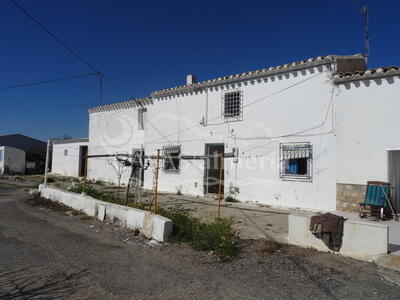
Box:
79, 146, 88, 177
204, 143, 224, 194
388, 150, 400, 213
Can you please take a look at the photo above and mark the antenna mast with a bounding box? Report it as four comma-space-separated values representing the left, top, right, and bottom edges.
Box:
361, 4, 370, 66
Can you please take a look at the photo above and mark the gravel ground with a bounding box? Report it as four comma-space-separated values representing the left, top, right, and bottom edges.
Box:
1, 183, 400, 299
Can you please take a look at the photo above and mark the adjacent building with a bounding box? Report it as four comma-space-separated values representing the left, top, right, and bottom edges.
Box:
51, 138, 89, 177
0, 134, 46, 172
0, 146, 25, 174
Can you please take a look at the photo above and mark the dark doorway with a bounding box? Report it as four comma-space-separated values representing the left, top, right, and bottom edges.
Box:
388, 150, 400, 213
79, 146, 88, 177
204, 143, 224, 194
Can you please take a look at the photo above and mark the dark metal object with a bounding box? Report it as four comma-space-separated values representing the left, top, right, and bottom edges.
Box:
310, 213, 346, 252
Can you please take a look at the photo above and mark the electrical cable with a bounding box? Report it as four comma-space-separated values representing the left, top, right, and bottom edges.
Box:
9, 0, 101, 74
0, 72, 98, 90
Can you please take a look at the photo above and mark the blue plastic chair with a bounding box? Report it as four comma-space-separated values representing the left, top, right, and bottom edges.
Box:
360, 181, 393, 219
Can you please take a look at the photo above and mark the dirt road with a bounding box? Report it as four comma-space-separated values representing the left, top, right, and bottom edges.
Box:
1, 183, 400, 299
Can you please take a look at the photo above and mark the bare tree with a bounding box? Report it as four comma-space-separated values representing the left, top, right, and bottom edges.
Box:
107, 154, 128, 199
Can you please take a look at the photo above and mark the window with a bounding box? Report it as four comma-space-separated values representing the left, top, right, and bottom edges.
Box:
223, 90, 242, 122
163, 145, 181, 173
0, 150, 3, 162
64, 149, 68, 156
138, 108, 147, 131
280, 143, 312, 181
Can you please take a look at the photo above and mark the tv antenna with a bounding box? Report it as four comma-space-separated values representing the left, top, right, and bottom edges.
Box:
361, 4, 370, 66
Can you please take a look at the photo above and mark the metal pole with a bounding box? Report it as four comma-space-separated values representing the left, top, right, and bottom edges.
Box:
83, 154, 88, 194
217, 153, 224, 219
138, 146, 144, 203
153, 149, 160, 214
43, 139, 51, 185
125, 149, 135, 205
99, 73, 103, 105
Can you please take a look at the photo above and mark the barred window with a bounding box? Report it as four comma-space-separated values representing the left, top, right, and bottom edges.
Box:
164, 145, 181, 173
280, 143, 312, 181
223, 91, 242, 122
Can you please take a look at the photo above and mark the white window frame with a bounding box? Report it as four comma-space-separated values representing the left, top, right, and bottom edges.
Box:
222, 89, 243, 122
279, 142, 312, 182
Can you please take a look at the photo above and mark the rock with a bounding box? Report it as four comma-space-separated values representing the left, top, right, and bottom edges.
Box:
14, 176, 24, 182
29, 189, 39, 196
65, 211, 74, 216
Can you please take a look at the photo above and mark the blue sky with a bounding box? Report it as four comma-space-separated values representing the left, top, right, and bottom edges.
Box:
1, 0, 399, 141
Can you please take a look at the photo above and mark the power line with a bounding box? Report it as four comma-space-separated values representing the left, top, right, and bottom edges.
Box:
0, 72, 98, 90
9, 0, 101, 74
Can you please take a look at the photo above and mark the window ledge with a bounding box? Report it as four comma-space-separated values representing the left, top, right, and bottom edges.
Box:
281, 175, 312, 182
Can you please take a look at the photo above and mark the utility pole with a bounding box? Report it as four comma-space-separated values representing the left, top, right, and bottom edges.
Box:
43, 139, 51, 185
99, 73, 104, 105
152, 149, 160, 214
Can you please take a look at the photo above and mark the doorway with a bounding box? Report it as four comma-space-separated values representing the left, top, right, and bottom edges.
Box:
79, 146, 88, 177
204, 143, 224, 194
388, 150, 400, 213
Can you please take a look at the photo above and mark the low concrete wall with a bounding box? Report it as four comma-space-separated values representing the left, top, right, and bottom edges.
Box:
39, 184, 172, 242
288, 212, 388, 261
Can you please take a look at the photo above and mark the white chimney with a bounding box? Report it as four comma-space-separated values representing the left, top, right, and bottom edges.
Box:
186, 74, 196, 85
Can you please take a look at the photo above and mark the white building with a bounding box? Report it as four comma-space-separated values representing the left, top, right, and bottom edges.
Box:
0, 146, 26, 174
51, 138, 89, 177
86, 54, 400, 212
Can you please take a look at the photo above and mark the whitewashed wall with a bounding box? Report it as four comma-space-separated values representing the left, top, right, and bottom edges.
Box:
335, 76, 400, 184
52, 141, 88, 177
88, 109, 145, 184
0, 146, 25, 174
89, 64, 338, 211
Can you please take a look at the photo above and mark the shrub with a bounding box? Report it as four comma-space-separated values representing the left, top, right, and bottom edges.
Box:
224, 196, 240, 203
158, 205, 238, 257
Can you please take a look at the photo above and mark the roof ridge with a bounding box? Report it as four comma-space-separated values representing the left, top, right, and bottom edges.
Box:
150, 54, 363, 98
334, 66, 400, 83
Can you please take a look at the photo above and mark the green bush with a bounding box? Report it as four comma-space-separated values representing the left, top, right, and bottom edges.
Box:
224, 196, 240, 203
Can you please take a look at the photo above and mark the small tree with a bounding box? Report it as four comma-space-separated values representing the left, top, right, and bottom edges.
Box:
107, 154, 128, 199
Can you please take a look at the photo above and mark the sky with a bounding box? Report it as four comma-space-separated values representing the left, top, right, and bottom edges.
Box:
1, 0, 399, 141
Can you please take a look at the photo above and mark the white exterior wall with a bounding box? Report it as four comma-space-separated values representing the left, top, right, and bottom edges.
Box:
335, 76, 400, 184
89, 64, 337, 211
0, 146, 25, 174
88, 110, 145, 183
52, 141, 88, 177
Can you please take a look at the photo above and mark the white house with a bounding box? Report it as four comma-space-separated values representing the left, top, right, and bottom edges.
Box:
87, 54, 400, 212
0, 146, 26, 174
51, 138, 88, 177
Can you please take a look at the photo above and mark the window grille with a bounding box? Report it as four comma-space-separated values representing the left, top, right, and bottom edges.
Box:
222, 90, 243, 122
163, 145, 181, 173
280, 143, 312, 181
